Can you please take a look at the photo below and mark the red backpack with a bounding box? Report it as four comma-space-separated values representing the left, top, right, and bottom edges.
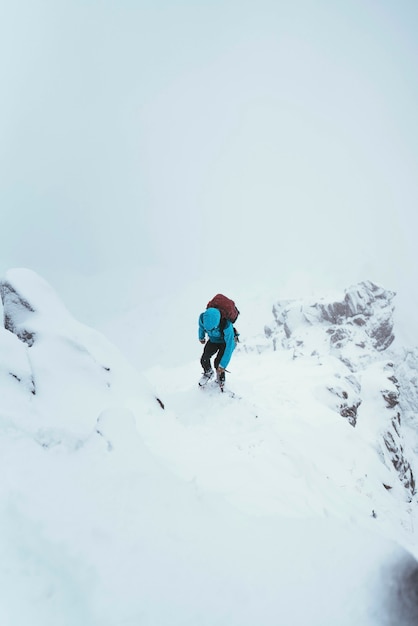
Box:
206, 294, 240, 324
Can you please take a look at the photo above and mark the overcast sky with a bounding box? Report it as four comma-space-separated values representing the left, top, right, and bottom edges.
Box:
1, 0, 418, 321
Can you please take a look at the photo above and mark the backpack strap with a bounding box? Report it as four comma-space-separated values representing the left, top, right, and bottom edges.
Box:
219, 316, 227, 332
219, 316, 239, 343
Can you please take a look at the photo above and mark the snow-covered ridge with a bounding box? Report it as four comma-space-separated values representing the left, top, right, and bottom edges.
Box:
254, 281, 416, 501
2, 269, 418, 624
1, 271, 417, 515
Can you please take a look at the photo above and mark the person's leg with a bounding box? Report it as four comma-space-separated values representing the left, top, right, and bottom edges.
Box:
213, 343, 226, 369
213, 344, 226, 387
200, 341, 220, 372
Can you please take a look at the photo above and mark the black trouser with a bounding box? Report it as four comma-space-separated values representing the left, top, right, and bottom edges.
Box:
201, 341, 226, 372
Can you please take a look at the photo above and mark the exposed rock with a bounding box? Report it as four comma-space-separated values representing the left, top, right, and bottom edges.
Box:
316, 281, 394, 326
360, 368, 415, 498
383, 390, 399, 409
269, 280, 395, 359
328, 327, 350, 349
0, 280, 36, 346
339, 400, 361, 427
383, 430, 415, 497
323, 375, 362, 427
0, 326, 37, 399
263, 281, 416, 501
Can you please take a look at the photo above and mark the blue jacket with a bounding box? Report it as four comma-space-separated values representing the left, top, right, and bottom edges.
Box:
198, 307, 236, 369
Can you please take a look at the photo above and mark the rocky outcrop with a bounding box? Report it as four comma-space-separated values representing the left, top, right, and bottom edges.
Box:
263, 280, 416, 501
1, 280, 36, 346
266, 281, 395, 363
378, 365, 415, 499
328, 379, 362, 427
315, 281, 395, 352
0, 276, 38, 396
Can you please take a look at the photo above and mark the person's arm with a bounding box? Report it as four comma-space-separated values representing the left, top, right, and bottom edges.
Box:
218, 322, 236, 369
198, 313, 206, 343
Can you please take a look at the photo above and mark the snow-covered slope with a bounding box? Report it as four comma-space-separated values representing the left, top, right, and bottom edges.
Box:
147, 282, 418, 554
1, 269, 418, 625
0, 268, 163, 440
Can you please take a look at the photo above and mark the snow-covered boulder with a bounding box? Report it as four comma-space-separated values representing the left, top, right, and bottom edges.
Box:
0, 268, 163, 440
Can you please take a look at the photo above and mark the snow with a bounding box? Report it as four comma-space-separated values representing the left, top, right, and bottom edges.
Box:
1, 269, 418, 625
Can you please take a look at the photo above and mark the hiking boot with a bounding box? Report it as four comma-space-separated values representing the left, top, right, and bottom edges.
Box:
216, 369, 225, 389
199, 369, 214, 386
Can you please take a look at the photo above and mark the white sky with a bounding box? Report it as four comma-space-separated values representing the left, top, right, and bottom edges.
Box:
1, 0, 418, 322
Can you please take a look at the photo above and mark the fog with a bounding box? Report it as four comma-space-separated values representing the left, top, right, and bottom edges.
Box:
1, 0, 418, 338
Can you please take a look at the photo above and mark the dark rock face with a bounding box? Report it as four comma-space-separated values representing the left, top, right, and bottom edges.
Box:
0, 281, 36, 346
317, 281, 391, 321
328, 327, 350, 349
370, 318, 395, 351
0, 280, 37, 395
379, 368, 415, 498
325, 376, 362, 427
267, 280, 396, 365
329, 281, 395, 351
